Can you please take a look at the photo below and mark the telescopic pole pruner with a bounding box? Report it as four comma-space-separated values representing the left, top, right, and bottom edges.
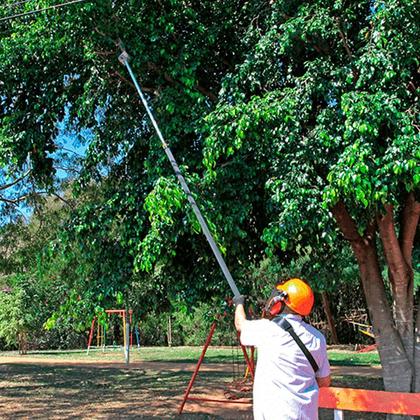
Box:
118, 49, 241, 298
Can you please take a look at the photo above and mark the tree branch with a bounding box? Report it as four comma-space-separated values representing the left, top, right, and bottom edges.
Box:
399, 192, 420, 269
53, 165, 81, 174
377, 202, 414, 355
196, 84, 217, 102
60, 147, 85, 157
35, 191, 74, 208
331, 201, 363, 243
377, 204, 411, 287
110, 71, 156, 94
0, 170, 31, 191
0, 193, 31, 205
50, 192, 74, 208
335, 17, 353, 59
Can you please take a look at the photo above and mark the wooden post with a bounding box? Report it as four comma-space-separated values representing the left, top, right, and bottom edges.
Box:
96, 321, 100, 348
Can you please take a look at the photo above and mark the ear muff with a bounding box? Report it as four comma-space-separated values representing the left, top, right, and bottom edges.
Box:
269, 300, 285, 316
265, 291, 288, 317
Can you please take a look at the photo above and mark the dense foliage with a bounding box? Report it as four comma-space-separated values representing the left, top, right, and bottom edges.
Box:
0, 0, 418, 395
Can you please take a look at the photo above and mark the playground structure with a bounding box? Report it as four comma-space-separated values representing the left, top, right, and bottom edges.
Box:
347, 321, 374, 338
179, 317, 256, 414
86, 309, 139, 355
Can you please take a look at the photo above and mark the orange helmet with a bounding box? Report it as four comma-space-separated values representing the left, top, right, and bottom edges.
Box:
267, 278, 314, 317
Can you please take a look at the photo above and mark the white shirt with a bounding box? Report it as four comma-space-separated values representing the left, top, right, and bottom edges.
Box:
240, 314, 330, 420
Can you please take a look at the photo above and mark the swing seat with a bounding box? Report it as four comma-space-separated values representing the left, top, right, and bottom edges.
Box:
223, 378, 253, 400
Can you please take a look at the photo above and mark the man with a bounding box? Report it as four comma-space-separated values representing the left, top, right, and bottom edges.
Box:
234, 278, 331, 420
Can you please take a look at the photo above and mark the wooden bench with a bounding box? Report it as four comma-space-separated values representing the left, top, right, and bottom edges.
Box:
319, 387, 420, 418
180, 385, 420, 417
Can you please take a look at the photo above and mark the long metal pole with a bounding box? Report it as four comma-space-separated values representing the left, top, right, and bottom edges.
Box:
118, 50, 240, 298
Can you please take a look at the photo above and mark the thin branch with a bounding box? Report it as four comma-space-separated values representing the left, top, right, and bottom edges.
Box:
60, 147, 85, 157
94, 50, 116, 57
1, 0, 34, 9
53, 166, 81, 175
0, 170, 31, 191
111, 71, 155, 94
196, 84, 217, 102
50, 192, 74, 208
335, 17, 353, 59
0, 0, 90, 23
36, 191, 74, 208
0, 193, 31, 204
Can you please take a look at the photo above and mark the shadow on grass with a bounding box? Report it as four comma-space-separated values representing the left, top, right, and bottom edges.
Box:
0, 362, 387, 420
0, 362, 239, 419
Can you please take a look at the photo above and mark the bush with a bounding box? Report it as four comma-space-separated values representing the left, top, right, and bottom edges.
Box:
171, 302, 235, 346
137, 302, 237, 347
139, 311, 169, 346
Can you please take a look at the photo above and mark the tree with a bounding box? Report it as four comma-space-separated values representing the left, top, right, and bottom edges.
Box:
0, 274, 48, 353
202, 0, 419, 397
1, 0, 418, 399
1, 0, 268, 309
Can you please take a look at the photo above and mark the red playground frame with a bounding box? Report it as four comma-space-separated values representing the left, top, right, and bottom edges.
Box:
179, 319, 255, 414
86, 309, 133, 354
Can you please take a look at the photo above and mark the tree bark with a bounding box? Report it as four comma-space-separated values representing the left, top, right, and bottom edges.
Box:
332, 201, 413, 393
320, 291, 339, 344
415, 299, 420, 392
377, 204, 413, 365
398, 193, 420, 392
399, 193, 420, 268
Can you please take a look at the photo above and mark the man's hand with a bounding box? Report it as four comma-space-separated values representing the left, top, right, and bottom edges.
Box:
233, 295, 245, 306
317, 375, 331, 387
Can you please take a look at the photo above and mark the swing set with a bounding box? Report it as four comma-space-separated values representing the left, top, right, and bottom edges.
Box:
178, 315, 255, 414
86, 309, 139, 354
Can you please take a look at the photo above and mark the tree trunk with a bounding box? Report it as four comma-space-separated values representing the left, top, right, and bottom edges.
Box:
18, 331, 27, 355
377, 203, 414, 365
415, 300, 420, 392
356, 240, 412, 393
320, 291, 339, 344
398, 193, 420, 393
331, 202, 413, 396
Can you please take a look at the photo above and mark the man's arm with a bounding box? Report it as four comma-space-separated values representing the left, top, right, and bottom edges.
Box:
316, 375, 331, 387
235, 304, 247, 332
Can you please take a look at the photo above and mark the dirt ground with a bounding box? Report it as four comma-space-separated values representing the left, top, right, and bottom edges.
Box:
0, 356, 384, 419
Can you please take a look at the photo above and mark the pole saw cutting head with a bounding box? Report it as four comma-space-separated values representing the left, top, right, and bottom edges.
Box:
265, 278, 314, 317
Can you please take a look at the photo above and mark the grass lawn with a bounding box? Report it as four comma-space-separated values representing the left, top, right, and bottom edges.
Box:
0, 345, 381, 365
0, 346, 384, 419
